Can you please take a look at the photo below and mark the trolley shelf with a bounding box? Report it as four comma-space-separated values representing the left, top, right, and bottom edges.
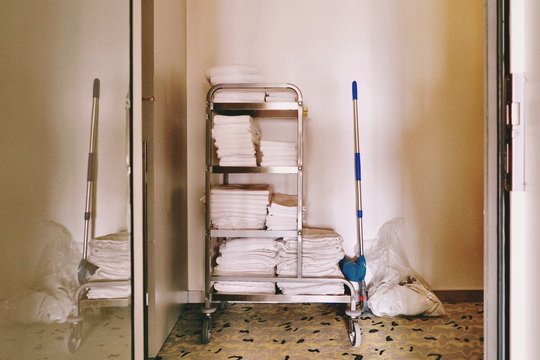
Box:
209, 165, 299, 174
211, 293, 352, 304
209, 229, 298, 238
203, 83, 362, 347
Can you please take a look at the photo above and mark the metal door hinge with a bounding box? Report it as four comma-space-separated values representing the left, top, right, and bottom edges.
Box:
505, 73, 525, 191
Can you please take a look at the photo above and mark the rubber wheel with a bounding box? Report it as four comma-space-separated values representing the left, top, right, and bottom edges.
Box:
65, 322, 83, 353
202, 317, 212, 344
348, 318, 362, 347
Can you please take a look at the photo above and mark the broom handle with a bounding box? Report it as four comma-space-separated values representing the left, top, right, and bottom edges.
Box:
352, 81, 364, 256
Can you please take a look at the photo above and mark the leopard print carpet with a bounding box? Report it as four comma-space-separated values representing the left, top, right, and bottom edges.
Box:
156, 302, 483, 359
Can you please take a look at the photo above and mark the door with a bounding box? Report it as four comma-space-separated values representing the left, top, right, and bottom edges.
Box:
133, 0, 190, 358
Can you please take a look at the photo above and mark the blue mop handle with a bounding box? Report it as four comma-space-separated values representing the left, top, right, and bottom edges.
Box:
352, 81, 364, 255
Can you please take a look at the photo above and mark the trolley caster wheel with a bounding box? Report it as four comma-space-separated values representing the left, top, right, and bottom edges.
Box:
219, 301, 229, 310
348, 318, 362, 347
202, 317, 212, 344
65, 321, 83, 353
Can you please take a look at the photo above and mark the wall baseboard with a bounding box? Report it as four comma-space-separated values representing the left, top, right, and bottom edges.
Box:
433, 290, 483, 303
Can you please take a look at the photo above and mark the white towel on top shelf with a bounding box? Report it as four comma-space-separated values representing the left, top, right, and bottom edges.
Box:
205, 65, 259, 82
205, 65, 264, 86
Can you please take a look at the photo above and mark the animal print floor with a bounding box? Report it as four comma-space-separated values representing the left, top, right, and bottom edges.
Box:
156, 302, 483, 359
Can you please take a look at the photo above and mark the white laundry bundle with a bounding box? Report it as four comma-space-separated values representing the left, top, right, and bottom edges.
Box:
266, 193, 298, 231
260, 140, 297, 167
212, 114, 261, 167
87, 231, 131, 299
210, 184, 271, 230
276, 228, 346, 295
205, 65, 264, 86
213, 237, 277, 294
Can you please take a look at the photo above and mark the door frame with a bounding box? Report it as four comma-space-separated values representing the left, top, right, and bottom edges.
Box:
485, 0, 510, 359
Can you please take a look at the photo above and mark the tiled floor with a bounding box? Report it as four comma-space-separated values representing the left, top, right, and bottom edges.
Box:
157, 302, 483, 360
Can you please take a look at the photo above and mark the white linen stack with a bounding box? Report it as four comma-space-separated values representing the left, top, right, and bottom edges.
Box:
87, 231, 131, 299
266, 193, 297, 230
212, 114, 261, 167
260, 140, 297, 167
276, 228, 346, 295
213, 237, 277, 294
210, 184, 271, 229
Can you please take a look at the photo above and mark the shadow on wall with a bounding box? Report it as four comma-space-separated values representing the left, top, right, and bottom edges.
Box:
397, 1, 484, 289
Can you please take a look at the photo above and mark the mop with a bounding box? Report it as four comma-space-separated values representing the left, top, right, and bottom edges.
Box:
340, 80, 368, 312
77, 79, 100, 284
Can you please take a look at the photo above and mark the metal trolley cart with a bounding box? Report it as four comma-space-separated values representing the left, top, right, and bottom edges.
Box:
202, 83, 363, 346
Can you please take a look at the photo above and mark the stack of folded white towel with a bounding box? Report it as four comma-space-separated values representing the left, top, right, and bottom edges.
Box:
213, 237, 277, 294
210, 184, 271, 229
276, 228, 346, 295
87, 231, 131, 299
212, 114, 261, 166
260, 140, 297, 167
206, 65, 266, 103
266, 193, 298, 231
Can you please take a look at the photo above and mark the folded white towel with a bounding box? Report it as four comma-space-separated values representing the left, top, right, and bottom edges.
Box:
221, 237, 277, 251
213, 281, 275, 294
211, 184, 271, 195
205, 65, 259, 82
216, 254, 276, 267
213, 267, 275, 276
210, 74, 265, 86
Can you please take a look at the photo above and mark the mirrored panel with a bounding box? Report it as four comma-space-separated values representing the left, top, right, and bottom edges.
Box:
0, 1, 132, 359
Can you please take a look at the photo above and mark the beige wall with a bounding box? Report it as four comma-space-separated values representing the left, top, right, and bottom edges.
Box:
186, 0, 484, 291
0, 1, 129, 294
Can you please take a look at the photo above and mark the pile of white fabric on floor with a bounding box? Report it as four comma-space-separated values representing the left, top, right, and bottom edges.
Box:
276, 228, 345, 295
260, 140, 297, 167
87, 231, 131, 299
213, 237, 277, 294
210, 184, 271, 229
265, 193, 297, 231
212, 114, 261, 167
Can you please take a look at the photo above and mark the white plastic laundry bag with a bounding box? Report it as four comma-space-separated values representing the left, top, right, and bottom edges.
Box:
365, 218, 445, 317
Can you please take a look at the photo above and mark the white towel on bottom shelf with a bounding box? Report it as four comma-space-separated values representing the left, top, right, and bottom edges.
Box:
275, 227, 345, 295
213, 281, 275, 294
87, 285, 131, 299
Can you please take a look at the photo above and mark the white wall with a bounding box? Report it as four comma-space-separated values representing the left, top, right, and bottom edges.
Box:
0, 1, 129, 295
186, 0, 484, 291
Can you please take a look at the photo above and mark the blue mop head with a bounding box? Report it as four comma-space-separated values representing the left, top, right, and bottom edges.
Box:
340, 255, 366, 282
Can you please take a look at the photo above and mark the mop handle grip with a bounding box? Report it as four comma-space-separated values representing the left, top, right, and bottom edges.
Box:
355, 153, 361, 181
352, 81, 358, 100
93, 78, 100, 98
